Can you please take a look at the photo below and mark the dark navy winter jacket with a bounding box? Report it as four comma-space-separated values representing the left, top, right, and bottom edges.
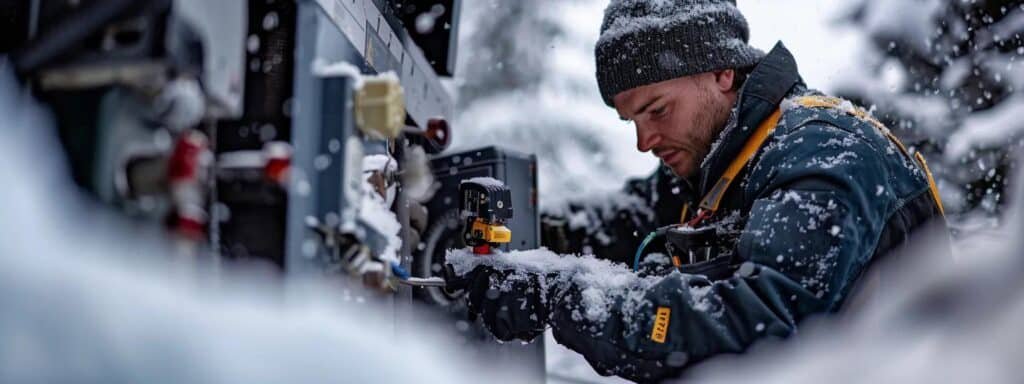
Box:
485, 42, 948, 382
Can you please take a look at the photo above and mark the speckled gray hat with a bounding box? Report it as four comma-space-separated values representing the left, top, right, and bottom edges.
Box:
595, 0, 764, 106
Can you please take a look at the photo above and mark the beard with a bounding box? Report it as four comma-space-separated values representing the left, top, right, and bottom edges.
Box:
691, 85, 734, 161
662, 82, 735, 178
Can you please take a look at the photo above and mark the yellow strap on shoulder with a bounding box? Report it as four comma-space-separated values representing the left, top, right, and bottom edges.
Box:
792, 96, 887, 131
699, 109, 783, 212
696, 95, 946, 219
793, 95, 946, 216
915, 152, 946, 216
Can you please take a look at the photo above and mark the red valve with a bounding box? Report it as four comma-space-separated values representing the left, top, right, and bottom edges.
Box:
166, 130, 211, 240
426, 117, 451, 151
472, 244, 492, 255
262, 142, 292, 185
167, 131, 208, 182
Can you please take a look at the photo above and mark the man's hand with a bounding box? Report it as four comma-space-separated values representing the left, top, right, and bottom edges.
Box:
464, 265, 555, 342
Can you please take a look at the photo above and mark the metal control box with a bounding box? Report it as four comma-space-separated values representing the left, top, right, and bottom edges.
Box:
426, 146, 539, 252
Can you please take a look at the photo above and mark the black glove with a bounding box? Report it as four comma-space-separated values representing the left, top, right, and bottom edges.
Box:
464, 265, 556, 342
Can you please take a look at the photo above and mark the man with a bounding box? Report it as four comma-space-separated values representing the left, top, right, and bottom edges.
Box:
455, 0, 949, 381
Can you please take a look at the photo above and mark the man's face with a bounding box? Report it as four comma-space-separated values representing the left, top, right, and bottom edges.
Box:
613, 71, 738, 178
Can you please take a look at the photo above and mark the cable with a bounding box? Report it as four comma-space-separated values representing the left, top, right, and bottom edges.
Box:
633, 230, 660, 272
632, 224, 686, 272
390, 261, 411, 280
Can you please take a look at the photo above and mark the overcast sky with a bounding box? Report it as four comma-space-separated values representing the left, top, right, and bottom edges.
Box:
739, 0, 862, 91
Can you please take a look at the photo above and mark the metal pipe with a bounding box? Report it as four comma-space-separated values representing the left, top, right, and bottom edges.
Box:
398, 276, 447, 287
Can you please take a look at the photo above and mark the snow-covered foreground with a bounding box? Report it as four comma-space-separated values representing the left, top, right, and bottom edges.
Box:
0, 70, 529, 383
4, 62, 1024, 383
5, 0, 1024, 381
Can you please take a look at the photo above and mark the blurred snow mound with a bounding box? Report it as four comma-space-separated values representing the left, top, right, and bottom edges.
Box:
0, 67, 481, 384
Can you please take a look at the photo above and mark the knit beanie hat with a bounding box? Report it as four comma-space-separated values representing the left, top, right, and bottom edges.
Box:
595, 0, 764, 106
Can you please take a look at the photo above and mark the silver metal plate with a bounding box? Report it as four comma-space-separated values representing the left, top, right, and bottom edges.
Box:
314, 0, 453, 126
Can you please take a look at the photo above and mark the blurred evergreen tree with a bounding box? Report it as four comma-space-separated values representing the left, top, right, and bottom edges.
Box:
455, 0, 560, 105
836, 0, 1024, 227
450, 0, 658, 202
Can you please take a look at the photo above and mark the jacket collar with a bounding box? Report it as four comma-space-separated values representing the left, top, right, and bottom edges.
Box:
698, 41, 804, 196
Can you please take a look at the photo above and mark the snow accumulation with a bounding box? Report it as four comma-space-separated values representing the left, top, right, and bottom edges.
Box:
360, 155, 401, 263
446, 247, 726, 326
311, 59, 400, 88
153, 77, 206, 131
805, 150, 859, 170
312, 58, 364, 87
447, 247, 660, 323
597, 0, 742, 45
363, 153, 398, 174
462, 176, 505, 188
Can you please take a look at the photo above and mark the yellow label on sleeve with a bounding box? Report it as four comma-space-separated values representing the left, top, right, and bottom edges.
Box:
651, 307, 671, 344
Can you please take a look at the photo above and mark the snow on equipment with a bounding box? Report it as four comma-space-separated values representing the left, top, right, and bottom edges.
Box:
460, 177, 513, 255
9, 0, 545, 381
399, 178, 513, 283
415, 147, 540, 304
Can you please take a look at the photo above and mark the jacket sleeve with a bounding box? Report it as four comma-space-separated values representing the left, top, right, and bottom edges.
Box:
541, 165, 691, 265
549, 122, 895, 382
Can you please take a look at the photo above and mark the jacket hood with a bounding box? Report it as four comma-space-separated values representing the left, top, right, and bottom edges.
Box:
699, 42, 805, 196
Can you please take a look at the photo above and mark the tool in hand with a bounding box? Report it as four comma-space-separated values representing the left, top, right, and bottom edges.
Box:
459, 177, 513, 255
398, 177, 514, 288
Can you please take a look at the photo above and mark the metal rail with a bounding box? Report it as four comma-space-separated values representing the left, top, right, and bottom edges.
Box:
312, 0, 454, 128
